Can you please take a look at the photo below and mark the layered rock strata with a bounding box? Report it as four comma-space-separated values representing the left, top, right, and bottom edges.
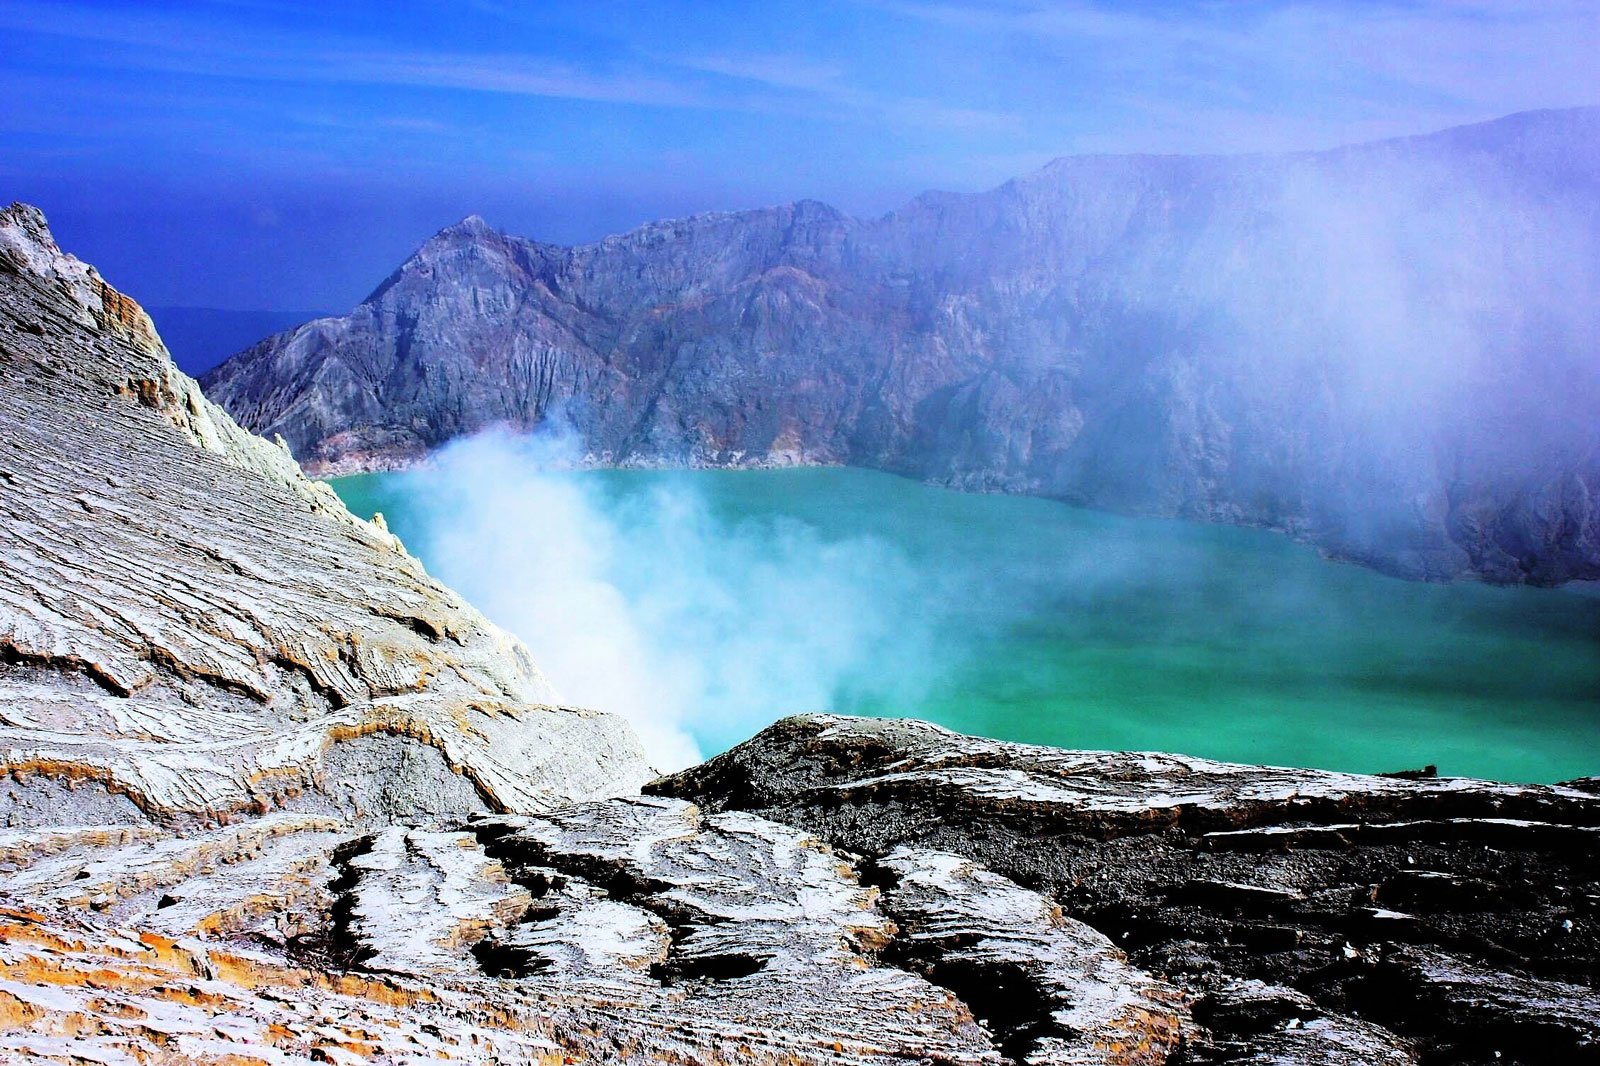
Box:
0, 202, 653, 827
0, 793, 1194, 1064
653, 714, 1600, 1065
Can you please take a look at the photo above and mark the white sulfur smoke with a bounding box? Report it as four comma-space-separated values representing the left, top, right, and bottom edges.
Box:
400, 427, 948, 770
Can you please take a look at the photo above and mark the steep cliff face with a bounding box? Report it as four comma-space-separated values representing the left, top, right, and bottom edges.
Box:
0, 201, 653, 826
203, 108, 1600, 584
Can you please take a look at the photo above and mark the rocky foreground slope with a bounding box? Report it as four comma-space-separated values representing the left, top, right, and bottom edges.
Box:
0, 203, 651, 824
0, 203, 1186, 1064
656, 716, 1600, 1065
203, 108, 1600, 584
2, 204, 1596, 1063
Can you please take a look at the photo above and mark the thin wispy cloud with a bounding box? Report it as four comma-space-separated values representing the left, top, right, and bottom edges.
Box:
2, 1, 1022, 136
678, 53, 852, 95
327, 52, 710, 109
0, 8, 708, 111
4, 0, 1593, 308
666, 49, 1022, 133
869, 0, 1600, 148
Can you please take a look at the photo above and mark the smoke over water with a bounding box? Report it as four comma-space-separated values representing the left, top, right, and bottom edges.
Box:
334, 427, 1600, 784
399, 429, 952, 769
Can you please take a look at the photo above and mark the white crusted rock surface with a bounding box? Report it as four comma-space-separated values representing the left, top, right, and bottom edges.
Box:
466, 794, 1202, 1063
0, 202, 653, 827
875, 847, 1187, 1065
0, 796, 1205, 1064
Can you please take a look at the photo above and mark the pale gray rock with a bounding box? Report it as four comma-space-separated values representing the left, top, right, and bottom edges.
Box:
0, 795, 1198, 1063
203, 108, 1600, 583
874, 846, 1187, 1064
465, 795, 1008, 1062
340, 826, 531, 976
0, 202, 654, 826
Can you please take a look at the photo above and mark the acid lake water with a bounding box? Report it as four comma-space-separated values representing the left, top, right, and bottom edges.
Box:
334, 465, 1600, 783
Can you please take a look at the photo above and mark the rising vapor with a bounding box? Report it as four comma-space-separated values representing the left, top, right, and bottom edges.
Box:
395, 428, 951, 768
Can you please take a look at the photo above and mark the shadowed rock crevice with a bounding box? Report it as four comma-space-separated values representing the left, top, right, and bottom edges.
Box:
470, 828, 769, 986
918, 957, 1058, 1063
653, 714, 1600, 1066
0, 642, 134, 697
289, 833, 371, 972
1346, 949, 1600, 1065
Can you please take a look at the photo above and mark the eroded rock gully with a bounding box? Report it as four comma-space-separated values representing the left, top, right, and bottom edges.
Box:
0, 202, 1593, 1064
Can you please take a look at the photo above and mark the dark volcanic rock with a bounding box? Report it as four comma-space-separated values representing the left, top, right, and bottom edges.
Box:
202, 108, 1600, 584
651, 714, 1600, 1065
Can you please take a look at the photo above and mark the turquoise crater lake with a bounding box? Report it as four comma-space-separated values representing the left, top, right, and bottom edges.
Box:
334, 465, 1600, 783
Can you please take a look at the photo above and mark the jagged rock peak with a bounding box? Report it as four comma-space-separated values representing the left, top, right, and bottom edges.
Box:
434, 212, 498, 239
452, 211, 493, 230
0, 201, 164, 351
0, 201, 57, 260
408, 213, 516, 261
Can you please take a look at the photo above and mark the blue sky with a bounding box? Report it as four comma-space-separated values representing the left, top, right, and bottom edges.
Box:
3, 0, 1596, 310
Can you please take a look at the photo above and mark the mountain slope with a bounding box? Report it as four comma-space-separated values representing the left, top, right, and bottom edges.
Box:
204, 108, 1600, 584
0, 201, 652, 824
147, 305, 334, 375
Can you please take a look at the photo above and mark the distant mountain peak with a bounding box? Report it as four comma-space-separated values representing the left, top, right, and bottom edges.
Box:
201, 107, 1600, 585
439, 213, 495, 238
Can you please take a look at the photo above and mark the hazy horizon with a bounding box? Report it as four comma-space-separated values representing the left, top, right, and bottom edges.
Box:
122, 104, 1598, 321
5, 0, 1598, 311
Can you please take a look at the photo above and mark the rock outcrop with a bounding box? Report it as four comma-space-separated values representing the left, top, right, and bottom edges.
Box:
202, 108, 1600, 584
653, 714, 1600, 1065
0, 202, 653, 827
0, 792, 1196, 1064
2, 206, 1592, 1063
